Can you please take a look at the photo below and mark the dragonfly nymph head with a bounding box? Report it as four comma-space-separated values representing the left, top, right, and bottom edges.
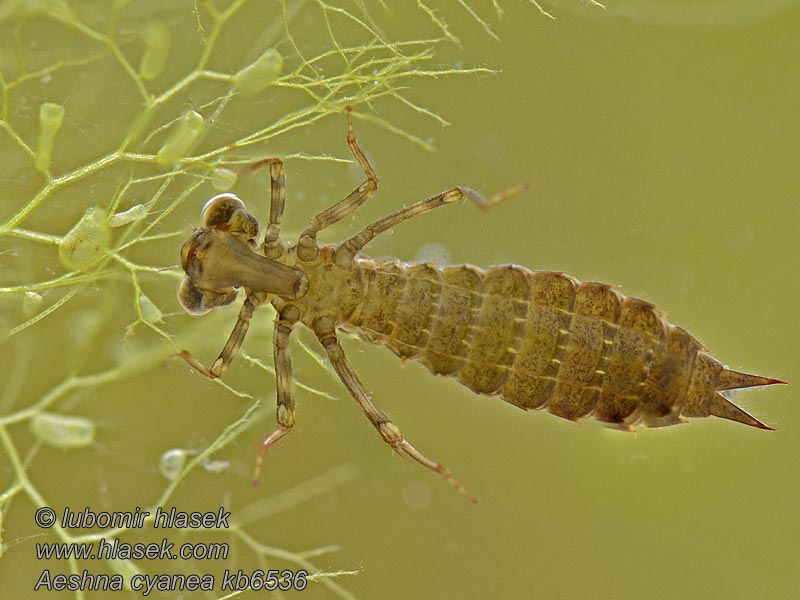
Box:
177, 193, 308, 316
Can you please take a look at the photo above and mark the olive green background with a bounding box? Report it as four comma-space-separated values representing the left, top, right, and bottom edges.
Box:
1, 1, 797, 599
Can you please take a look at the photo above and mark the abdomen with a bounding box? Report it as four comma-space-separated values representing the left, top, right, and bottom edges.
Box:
345, 258, 775, 429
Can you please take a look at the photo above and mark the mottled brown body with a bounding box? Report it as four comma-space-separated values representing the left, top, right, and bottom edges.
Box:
178, 108, 781, 501
274, 246, 776, 431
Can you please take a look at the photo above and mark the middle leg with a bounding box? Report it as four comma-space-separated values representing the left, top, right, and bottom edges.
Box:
253, 304, 299, 485
296, 108, 379, 261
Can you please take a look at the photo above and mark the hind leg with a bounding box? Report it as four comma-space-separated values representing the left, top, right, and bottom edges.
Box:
312, 315, 477, 503
332, 183, 528, 268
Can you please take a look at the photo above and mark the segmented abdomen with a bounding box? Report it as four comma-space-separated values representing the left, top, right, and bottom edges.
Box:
345, 259, 774, 429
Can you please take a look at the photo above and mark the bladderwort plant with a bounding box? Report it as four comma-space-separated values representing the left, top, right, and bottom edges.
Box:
0, 1, 601, 597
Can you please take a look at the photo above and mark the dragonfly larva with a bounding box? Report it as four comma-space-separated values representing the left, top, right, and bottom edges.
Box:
177, 108, 783, 502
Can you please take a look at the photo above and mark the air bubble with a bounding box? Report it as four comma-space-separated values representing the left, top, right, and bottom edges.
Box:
402, 480, 433, 510
202, 459, 230, 474
23, 291, 43, 317
211, 167, 238, 191
66, 308, 104, 348
235, 48, 283, 97
156, 110, 206, 168
159, 448, 187, 481
35, 102, 65, 173
31, 412, 96, 449
58, 206, 111, 271
414, 242, 450, 265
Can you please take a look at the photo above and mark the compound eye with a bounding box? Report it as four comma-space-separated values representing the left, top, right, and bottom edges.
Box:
177, 277, 238, 315
179, 229, 211, 278
177, 277, 210, 315
200, 193, 259, 238
201, 193, 245, 224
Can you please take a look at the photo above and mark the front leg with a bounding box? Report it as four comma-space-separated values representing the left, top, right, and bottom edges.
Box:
179, 294, 259, 378
253, 305, 299, 485
241, 157, 286, 259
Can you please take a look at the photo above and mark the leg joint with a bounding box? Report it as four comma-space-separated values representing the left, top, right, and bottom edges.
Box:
363, 176, 378, 192
210, 358, 225, 377
333, 240, 358, 268
379, 421, 404, 445
296, 233, 318, 262
276, 404, 295, 429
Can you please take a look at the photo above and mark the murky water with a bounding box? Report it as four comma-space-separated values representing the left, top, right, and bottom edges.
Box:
1, 2, 797, 598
